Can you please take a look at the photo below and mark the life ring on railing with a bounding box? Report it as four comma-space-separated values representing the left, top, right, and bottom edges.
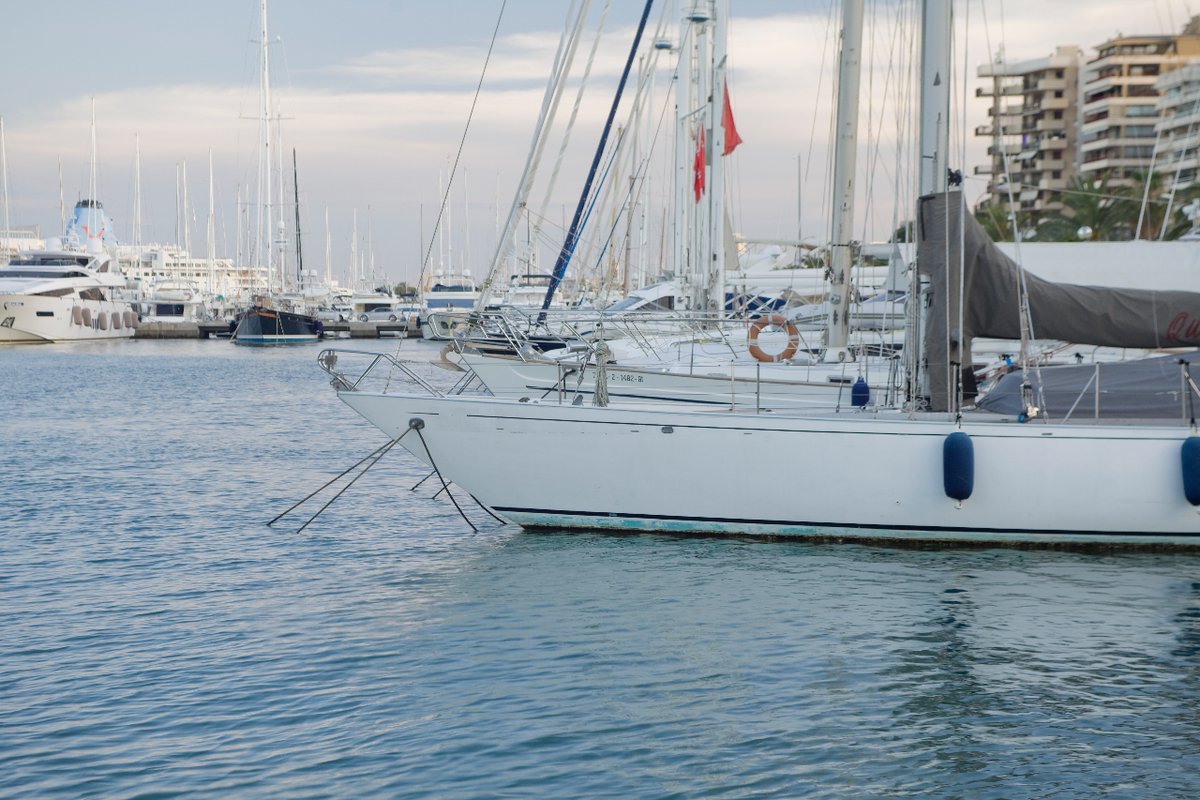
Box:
747, 314, 800, 363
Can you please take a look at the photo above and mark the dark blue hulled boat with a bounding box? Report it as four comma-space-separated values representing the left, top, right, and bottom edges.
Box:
232, 302, 321, 346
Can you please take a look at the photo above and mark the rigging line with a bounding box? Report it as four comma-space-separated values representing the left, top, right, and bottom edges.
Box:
267, 438, 394, 526
468, 494, 508, 525
526, 0, 613, 277
588, 56, 677, 285
411, 469, 437, 493
417, 0, 509, 294
411, 423, 478, 533
294, 431, 410, 534
540, 0, 657, 319
479, 0, 592, 307
978, 0, 1042, 412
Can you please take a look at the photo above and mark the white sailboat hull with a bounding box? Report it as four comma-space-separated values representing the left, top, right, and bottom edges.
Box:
339, 390, 1200, 545
459, 351, 889, 409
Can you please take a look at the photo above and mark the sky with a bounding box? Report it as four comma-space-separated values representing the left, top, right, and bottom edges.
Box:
1, 0, 1195, 288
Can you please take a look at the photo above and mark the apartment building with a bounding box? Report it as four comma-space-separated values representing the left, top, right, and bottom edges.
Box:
1154, 61, 1200, 192
976, 46, 1083, 215
1079, 26, 1200, 187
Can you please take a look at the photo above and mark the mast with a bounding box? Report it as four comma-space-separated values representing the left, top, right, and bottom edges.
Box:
708, 0, 730, 315
540, 0, 656, 317
823, 0, 865, 362
919, 0, 951, 196
476, 0, 591, 309
133, 133, 142, 246
207, 150, 216, 295
350, 209, 358, 289
89, 98, 97, 205
182, 160, 190, 256
58, 158, 65, 234
293, 148, 303, 292
324, 206, 332, 289
912, 0, 953, 406
257, 0, 274, 294
1, 117, 10, 243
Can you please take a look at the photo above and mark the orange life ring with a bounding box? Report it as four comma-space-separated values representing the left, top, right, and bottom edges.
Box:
747, 314, 800, 363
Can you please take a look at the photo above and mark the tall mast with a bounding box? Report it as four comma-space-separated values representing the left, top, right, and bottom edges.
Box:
708, 0, 730, 315
367, 206, 375, 288
823, 0, 864, 362
324, 206, 332, 289
58, 158, 65, 234
207, 150, 216, 295
919, 0, 951, 196
350, 209, 358, 289
182, 160, 190, 256
258, 0, 274, 293
1, 117, 10, 241
133, 133, 142, 246
89, 98, 97, 204
175, 162, 181, 247
293, 148, 303, 292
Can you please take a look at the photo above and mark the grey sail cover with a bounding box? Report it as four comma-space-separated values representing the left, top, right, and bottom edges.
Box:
977, 355, 1198, 419
917, 192, 1200, 411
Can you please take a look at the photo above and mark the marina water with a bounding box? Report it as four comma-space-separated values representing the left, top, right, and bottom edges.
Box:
3, 339, 1200, 798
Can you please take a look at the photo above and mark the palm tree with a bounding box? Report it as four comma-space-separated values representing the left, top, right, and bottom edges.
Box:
974, 202, 1033, 241
1035, 175, 1134, 241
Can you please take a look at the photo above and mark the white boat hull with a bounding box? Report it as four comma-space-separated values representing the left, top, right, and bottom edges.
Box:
338, 391, 1200, 545
459, 352, 890, 409
0, 295, 134, 343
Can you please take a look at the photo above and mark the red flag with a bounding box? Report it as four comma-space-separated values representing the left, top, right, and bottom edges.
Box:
693, 127, 706, 203
721, 85, 743, 156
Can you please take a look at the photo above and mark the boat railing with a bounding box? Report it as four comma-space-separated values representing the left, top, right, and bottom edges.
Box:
317, 348, 445, 397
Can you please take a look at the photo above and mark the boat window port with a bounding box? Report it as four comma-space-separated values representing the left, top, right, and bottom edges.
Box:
36, 311, 54, 317
34, 288, 74, 298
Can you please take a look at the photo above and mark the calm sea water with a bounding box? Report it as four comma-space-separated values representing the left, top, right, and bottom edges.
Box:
2, 338, 1200, 799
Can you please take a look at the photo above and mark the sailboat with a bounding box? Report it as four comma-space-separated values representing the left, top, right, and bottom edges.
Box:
324, 0, 1200, 545
232, 0, 320, 346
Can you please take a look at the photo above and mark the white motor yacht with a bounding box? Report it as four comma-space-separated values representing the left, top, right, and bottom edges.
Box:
0, 200, 137, 343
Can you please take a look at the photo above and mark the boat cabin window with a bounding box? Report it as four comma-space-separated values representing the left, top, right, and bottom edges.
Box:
34, 288, 75, 298
428, 297, 475, 310
78, 287, 107, 301
9, 256, 91, 268
1, 269, 90, 278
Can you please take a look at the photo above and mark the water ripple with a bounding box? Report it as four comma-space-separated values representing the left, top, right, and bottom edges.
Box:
2, 341, 1200, 798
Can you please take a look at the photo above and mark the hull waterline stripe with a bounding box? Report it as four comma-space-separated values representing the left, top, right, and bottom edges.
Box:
488, 506, 1200, 539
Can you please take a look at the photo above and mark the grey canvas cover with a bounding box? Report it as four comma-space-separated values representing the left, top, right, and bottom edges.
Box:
976, 354, 1199, 419
917, 193, 1200, 411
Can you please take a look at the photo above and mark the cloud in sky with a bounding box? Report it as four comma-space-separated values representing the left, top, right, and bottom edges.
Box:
0, 1, 1187, 286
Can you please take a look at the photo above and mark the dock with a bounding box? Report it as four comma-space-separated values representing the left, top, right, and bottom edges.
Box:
135, 321, 421, 340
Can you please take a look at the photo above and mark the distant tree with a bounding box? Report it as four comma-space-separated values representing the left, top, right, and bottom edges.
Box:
890, 220, 915, 243
393, 281, 418, 297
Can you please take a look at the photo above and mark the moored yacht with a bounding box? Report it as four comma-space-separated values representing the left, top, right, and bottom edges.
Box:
0, 199, 137, 343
